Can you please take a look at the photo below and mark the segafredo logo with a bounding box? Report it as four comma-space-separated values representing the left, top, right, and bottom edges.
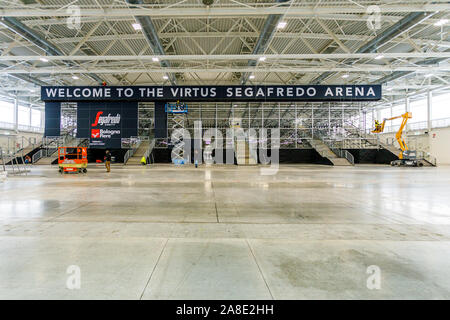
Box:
91, 111, 121, 127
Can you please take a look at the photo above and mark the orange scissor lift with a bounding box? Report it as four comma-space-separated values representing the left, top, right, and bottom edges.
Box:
58, 147, 88, 174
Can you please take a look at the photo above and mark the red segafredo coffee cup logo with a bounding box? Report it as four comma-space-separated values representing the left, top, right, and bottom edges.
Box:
92, 111, 121, 127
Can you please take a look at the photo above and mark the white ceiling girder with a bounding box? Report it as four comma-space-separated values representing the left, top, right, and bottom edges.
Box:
1, 53, 450, 61
7, 14, 443, 28
2, 32, 450, 52
2, 66, 450, 74
1, 4, 450, 18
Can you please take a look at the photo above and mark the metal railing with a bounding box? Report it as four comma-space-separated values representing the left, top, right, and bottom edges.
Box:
123, 136, 153, 164
371, 117, 450, 133
332, 148, 355, 165
35, 131, 87, 164
32, 148, 57, 164
123, 141, 142, 164
143, 139, 155, 163
0, 147, 29, 175
416, 151, 437, 166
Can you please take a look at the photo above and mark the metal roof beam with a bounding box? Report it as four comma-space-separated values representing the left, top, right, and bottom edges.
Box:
1, 4, 450, 17
4, 66, 449, 74
0, 16, 103, 84
241, 0, 290, 84
3, 52, 450, 61
126, 0, 176, 85
311, 11, 437, 84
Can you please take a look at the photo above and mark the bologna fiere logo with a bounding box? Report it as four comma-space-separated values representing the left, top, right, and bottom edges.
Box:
91, 129, 100, 138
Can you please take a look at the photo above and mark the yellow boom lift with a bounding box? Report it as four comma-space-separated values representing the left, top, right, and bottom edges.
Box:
372, 112, 422, 167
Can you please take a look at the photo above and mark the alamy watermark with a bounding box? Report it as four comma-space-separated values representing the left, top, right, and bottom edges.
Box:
366, 5, 381, 31
66, 265, 81, 290
366, 265, 381, 290
66, 5, 81, 30
170, 124, 280, 175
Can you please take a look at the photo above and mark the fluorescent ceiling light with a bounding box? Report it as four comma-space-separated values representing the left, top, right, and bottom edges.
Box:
249, 75, 255, 79
40, 57, 48, 62
341, 74, 349, 79
425, 74, 433, 78
163, 75, 169, 80
375, 55, 384, 60
277, 21, 287, 29
152, 57, 159, 62
72, 75, 79, 80
258, 56, 266, 62
434, 19, 448, 27
132, 23, 142, 30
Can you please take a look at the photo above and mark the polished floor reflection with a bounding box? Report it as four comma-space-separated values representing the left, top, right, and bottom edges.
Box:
0, 164, 449, 299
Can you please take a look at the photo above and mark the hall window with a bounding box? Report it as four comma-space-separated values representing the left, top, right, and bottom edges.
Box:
31, 109, 41, 127
0, 100, 14, 124
391, 105, 405, 127
409, 97, 427, 124
432, 92, 450, 120
18, 105, 30, 126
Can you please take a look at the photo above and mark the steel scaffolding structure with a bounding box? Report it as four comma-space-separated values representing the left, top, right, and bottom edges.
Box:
138, 101, 380, 150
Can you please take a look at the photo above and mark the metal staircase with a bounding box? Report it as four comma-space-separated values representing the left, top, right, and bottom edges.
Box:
0, 147, 30, 175
33, 133, 88, 165
3, 136, 43, 165
309, 139, 353, 166
342, 122, 436, 167
377, 140, 437, 167
125, 138, 155, 165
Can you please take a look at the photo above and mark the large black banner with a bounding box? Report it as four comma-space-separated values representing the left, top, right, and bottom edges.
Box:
44, 102, 61, 137
76, 101, 138, 149
42, 85, 381, 102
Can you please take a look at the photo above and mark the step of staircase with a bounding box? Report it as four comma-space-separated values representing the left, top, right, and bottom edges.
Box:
329, 158, 353, 166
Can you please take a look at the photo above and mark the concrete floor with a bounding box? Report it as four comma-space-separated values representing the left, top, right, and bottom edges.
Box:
1, 164, 450, 299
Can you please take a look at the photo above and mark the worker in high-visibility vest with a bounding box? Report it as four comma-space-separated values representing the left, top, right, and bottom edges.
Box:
374, 120, 381, 132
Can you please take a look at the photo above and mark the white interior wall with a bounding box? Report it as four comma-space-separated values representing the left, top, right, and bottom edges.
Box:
380, 126, 450, 165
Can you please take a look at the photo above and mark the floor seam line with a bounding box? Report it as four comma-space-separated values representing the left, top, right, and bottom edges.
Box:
215, 203, 219, 223
139, 238, 169, 300
245, 239, 274, 300
211, 180, 220, 223
46, 201, 95, 222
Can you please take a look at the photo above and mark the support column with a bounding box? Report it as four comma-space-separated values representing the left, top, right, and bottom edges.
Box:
328, 103, 331, 136
427, 90, 432, 132
278, 102, 281, 128
295, 103, 297, 149
405, 96, 410, 133
40, 108, 44, 130
29, 105, 32, 128
13, 95, 19, 133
